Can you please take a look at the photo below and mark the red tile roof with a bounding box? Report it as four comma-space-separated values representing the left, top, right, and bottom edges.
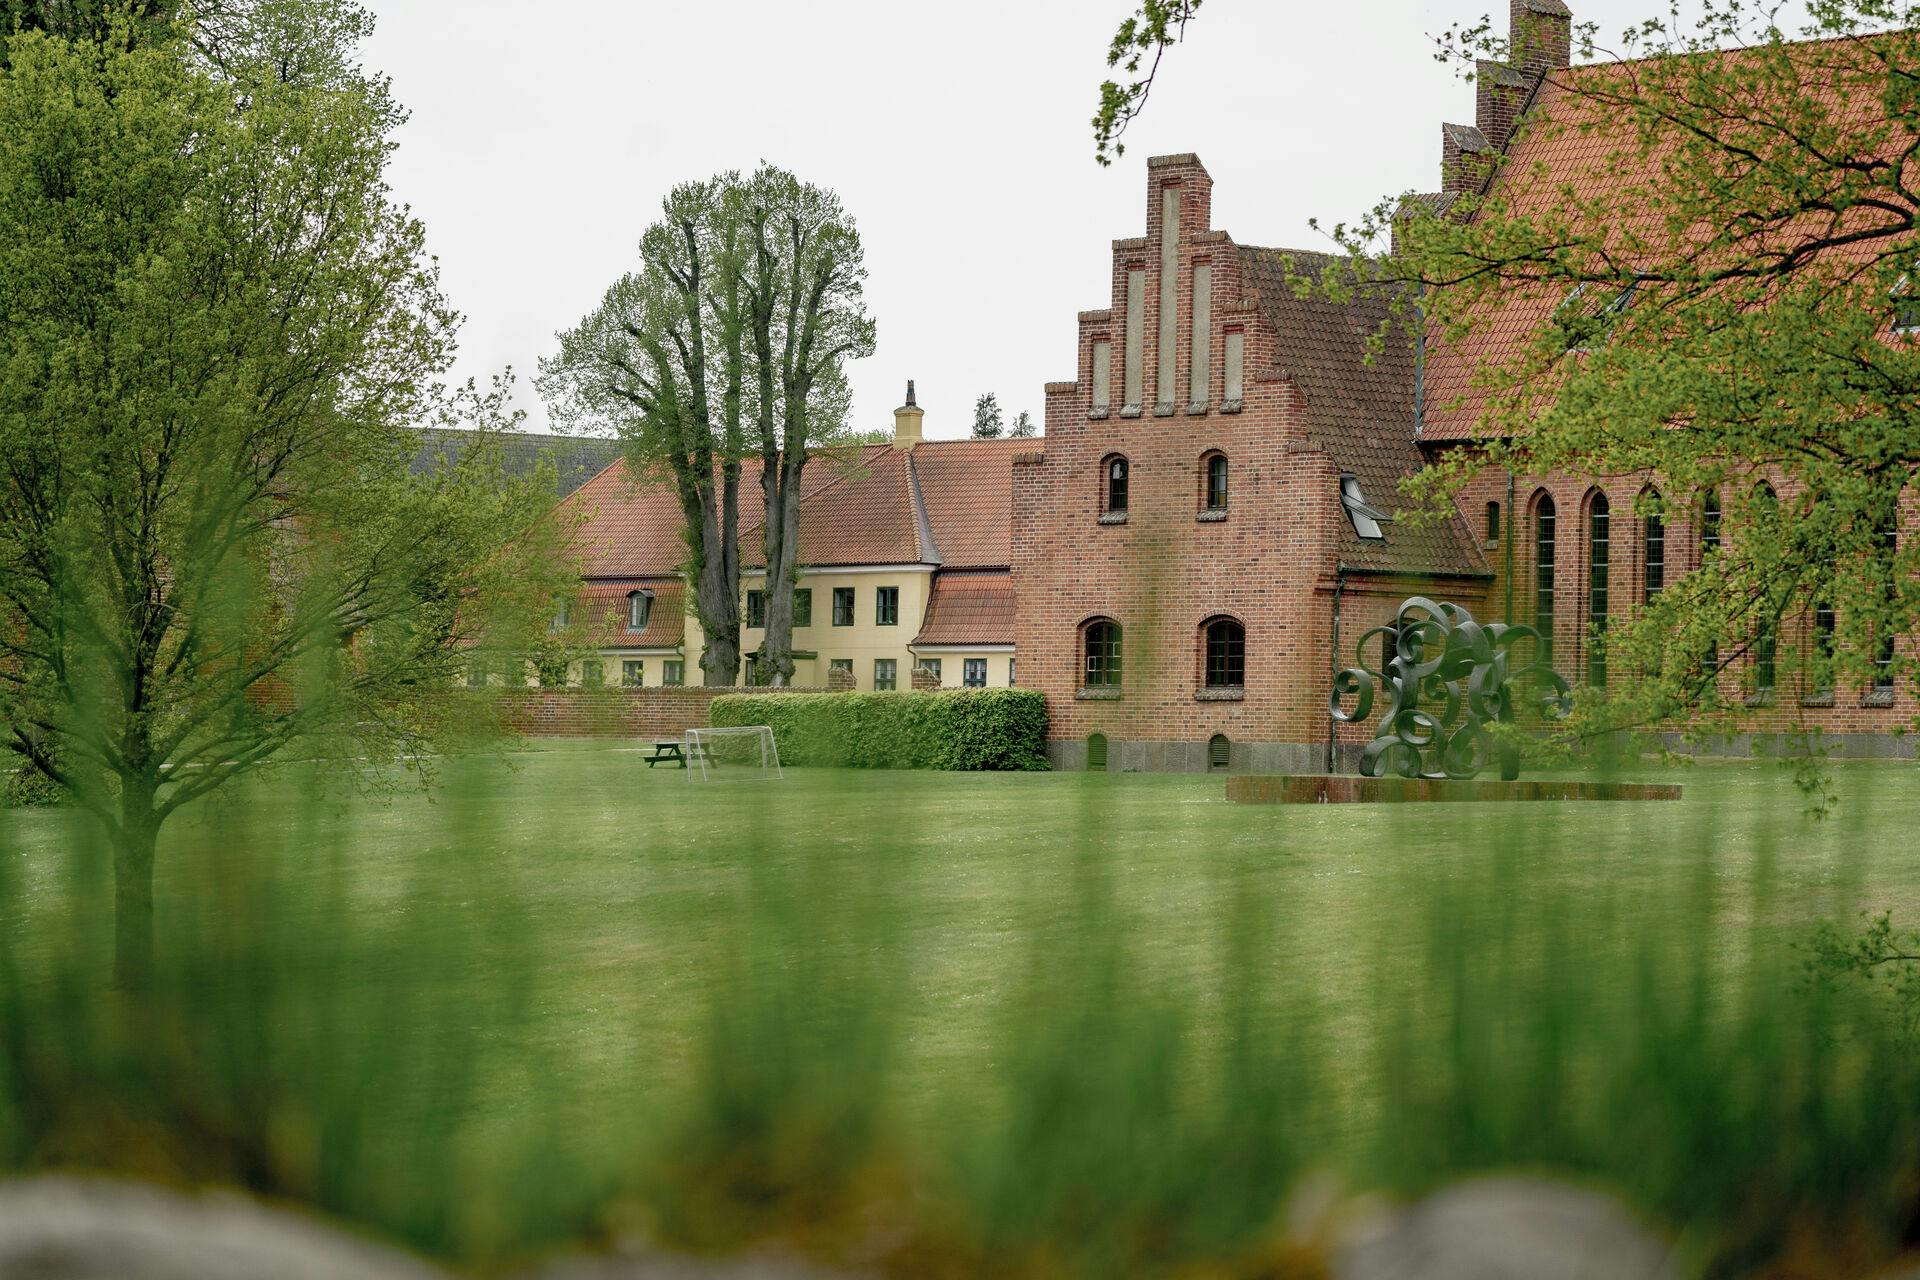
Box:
561, 439, 1017, 576
576, 578, 684, 648
913, 570, 1016, 646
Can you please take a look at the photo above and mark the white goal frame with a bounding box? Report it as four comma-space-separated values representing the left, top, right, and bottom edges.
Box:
685, 725, 783, 782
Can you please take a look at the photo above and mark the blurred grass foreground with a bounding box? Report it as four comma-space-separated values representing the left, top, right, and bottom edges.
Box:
5, 749, 1920, 1277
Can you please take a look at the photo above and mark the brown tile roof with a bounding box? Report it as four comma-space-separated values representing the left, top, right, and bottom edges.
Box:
1237, 245, 1487, 579
913, 570, 1016, 647
576, 578, 684, 648
1420, 35, 1902, 442
910, 438, 1025, 569
560, 438, 1018, 576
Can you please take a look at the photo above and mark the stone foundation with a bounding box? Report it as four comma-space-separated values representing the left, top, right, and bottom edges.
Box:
1227, 775, 1683, 804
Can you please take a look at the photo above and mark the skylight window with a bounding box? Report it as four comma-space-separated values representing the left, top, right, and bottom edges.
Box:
1340, 475, 1389, 541
1557, 277, 1641, 352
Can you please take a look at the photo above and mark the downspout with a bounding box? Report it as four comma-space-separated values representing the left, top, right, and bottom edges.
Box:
1325, 564, 1351, 775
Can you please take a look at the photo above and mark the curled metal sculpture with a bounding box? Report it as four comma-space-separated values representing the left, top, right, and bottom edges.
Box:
1330, 597, 1571, 781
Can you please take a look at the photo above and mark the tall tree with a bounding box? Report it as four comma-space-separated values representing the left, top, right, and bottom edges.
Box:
0, 7, 567, 985
736, 166, 875, 687
541, 167, 873, 689
1009, 409, 1038, 439
971, 393, 1004, 439
542, 179, 749, 686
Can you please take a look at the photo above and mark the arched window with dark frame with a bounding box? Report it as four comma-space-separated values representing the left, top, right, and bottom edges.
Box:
1587, 491, 1610, 686
1202, 451, 1228, 511
1752, 484, 1779, 697
1533, 492, 1557, 662
1641, 491, 1664, 604
1103, 455, 1130, 515
1083, 618, 1123, 688
1202, 616, 1245, 688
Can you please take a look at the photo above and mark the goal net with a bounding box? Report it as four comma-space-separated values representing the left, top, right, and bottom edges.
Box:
685, 725, 783, 782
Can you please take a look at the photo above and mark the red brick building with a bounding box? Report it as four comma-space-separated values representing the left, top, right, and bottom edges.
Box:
1012, 1, 1915, 770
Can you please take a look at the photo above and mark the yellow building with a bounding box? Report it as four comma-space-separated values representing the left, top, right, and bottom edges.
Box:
556, 385, 1020, 691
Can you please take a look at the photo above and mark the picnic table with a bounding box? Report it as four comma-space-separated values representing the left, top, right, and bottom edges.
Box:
643, 739, 688, 768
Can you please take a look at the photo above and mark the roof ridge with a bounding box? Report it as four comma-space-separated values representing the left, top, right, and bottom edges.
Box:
905, 452, 943, 565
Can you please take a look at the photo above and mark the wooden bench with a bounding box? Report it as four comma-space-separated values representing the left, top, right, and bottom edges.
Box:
643, 739, 687, 768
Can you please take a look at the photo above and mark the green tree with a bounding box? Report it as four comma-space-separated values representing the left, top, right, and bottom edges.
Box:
541, 167, 873, 689
972, 393, 1004, 439
0, 10, 567, 985
1009, 409, 1038, 439
736, 167, 876, 687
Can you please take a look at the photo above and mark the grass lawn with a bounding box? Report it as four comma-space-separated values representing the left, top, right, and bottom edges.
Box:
4, 747, 1919, 1267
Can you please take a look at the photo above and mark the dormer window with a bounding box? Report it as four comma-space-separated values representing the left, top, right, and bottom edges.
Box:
1340, 475, 1388, 541
626, 589, 654, 631
1894, 275, 1920, 334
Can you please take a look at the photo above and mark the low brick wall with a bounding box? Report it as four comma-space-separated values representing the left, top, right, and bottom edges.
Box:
496, 687, 824, 739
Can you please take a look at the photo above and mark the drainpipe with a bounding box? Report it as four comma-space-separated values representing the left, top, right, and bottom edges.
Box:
1325, 564, 1351, 775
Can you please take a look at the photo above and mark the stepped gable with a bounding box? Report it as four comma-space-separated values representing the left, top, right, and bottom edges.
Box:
1236, 245, 1486, 578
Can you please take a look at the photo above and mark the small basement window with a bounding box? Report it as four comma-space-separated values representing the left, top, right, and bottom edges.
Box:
1340, 475, 1388, 541
1207, 733, 1231, 772
1087, 732, 1109, 772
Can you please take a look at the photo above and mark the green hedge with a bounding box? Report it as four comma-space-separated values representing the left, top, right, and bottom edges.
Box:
709, 689, 1049, 771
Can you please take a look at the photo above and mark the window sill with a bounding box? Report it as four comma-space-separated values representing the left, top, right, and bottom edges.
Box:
1864, 690, 1897, 708
1154, 403, 1176, 417
1195, 687, 1245, 702
1076, 687, 1123, 701
1220, 398, 1244, 414
1800, 693, 1836, 709
1185, 402, 1209, 416
1098, 512, 1129, 525
1120, 405, 1143, 419
1744, 692, 1776, 709
1088, 407, 1110, 420
1196, 509, 1227, 523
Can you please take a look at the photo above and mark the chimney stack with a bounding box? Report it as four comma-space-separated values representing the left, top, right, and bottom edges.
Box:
893, 379, 924, 449
1440, 122, 1493, 193
1511, 0, 1572, 78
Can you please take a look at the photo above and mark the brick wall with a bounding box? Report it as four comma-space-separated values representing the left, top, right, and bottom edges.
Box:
495, 686, 822, 739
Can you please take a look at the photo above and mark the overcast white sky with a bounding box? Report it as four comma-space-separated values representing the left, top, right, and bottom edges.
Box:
360, 0, 1803, 442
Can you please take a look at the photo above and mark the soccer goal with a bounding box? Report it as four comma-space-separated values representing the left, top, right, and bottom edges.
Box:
685, 725, 783, 782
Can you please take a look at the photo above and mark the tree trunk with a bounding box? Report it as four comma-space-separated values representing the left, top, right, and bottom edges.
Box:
113, 791, 160, 990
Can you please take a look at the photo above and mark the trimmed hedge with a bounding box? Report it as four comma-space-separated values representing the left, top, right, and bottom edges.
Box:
709, 689, 1049, 771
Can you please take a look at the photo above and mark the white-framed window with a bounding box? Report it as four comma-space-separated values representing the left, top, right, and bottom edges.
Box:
873, 658, 897, 691
875, 586, 899, 626
627, 590, 653, 631
964, 658, 987, 688
662, 660, 683, 686
621, 660, 644, 687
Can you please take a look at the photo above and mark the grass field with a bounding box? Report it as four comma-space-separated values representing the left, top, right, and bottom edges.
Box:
4, 747, 1920, 1272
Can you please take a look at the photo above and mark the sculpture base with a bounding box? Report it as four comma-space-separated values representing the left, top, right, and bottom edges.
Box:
1226, 775, 1683, 805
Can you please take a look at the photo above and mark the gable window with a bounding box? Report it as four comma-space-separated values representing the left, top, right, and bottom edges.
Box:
1103, 455, 1130, 516
832, 586, 855, 626
1486, 500, 1501, 546
1203, 616, 1245, 688
1083, 619, 1123, 688
1534, 493, 1557, 663
1203, 452, 1228, 512
1587, 492, 1610, 687
621, 660, 644, 687
1895, 275, 1920, 334
662, 660, 684, 686
793, 588, 812, 628
1340, 475, 1386, 540
1643, 506, 1665, 603
873, 658, 897, 691
627, 589, 654, 631
964, 658, 987, 688
745, 589, 765, 629
875, 586, 899, 626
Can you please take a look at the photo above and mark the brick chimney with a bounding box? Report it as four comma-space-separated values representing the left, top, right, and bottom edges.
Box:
1475, 59, 1531, 154
893, 379, 924, 449
1441, 121, 1493, 192
1511, 0, 1572, 78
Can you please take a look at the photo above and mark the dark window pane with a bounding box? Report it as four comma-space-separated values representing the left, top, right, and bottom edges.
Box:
1643, 514, 1664, 601
832, 587, 855, 626
793, 588, 812, 628
1206, 454, 1228, 510
1106, 457, 1129, 513
746, 589, 765, 629
1084, 620, 1123, 687
1588, 494, 1609, 686
1535, 495, 1556, 663
1205, 618, 1245, 687
964, 658, 987, 687
876, 586, 899, 626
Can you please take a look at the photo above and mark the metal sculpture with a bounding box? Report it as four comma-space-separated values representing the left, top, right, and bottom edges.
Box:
1329, 597, 1572, 781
